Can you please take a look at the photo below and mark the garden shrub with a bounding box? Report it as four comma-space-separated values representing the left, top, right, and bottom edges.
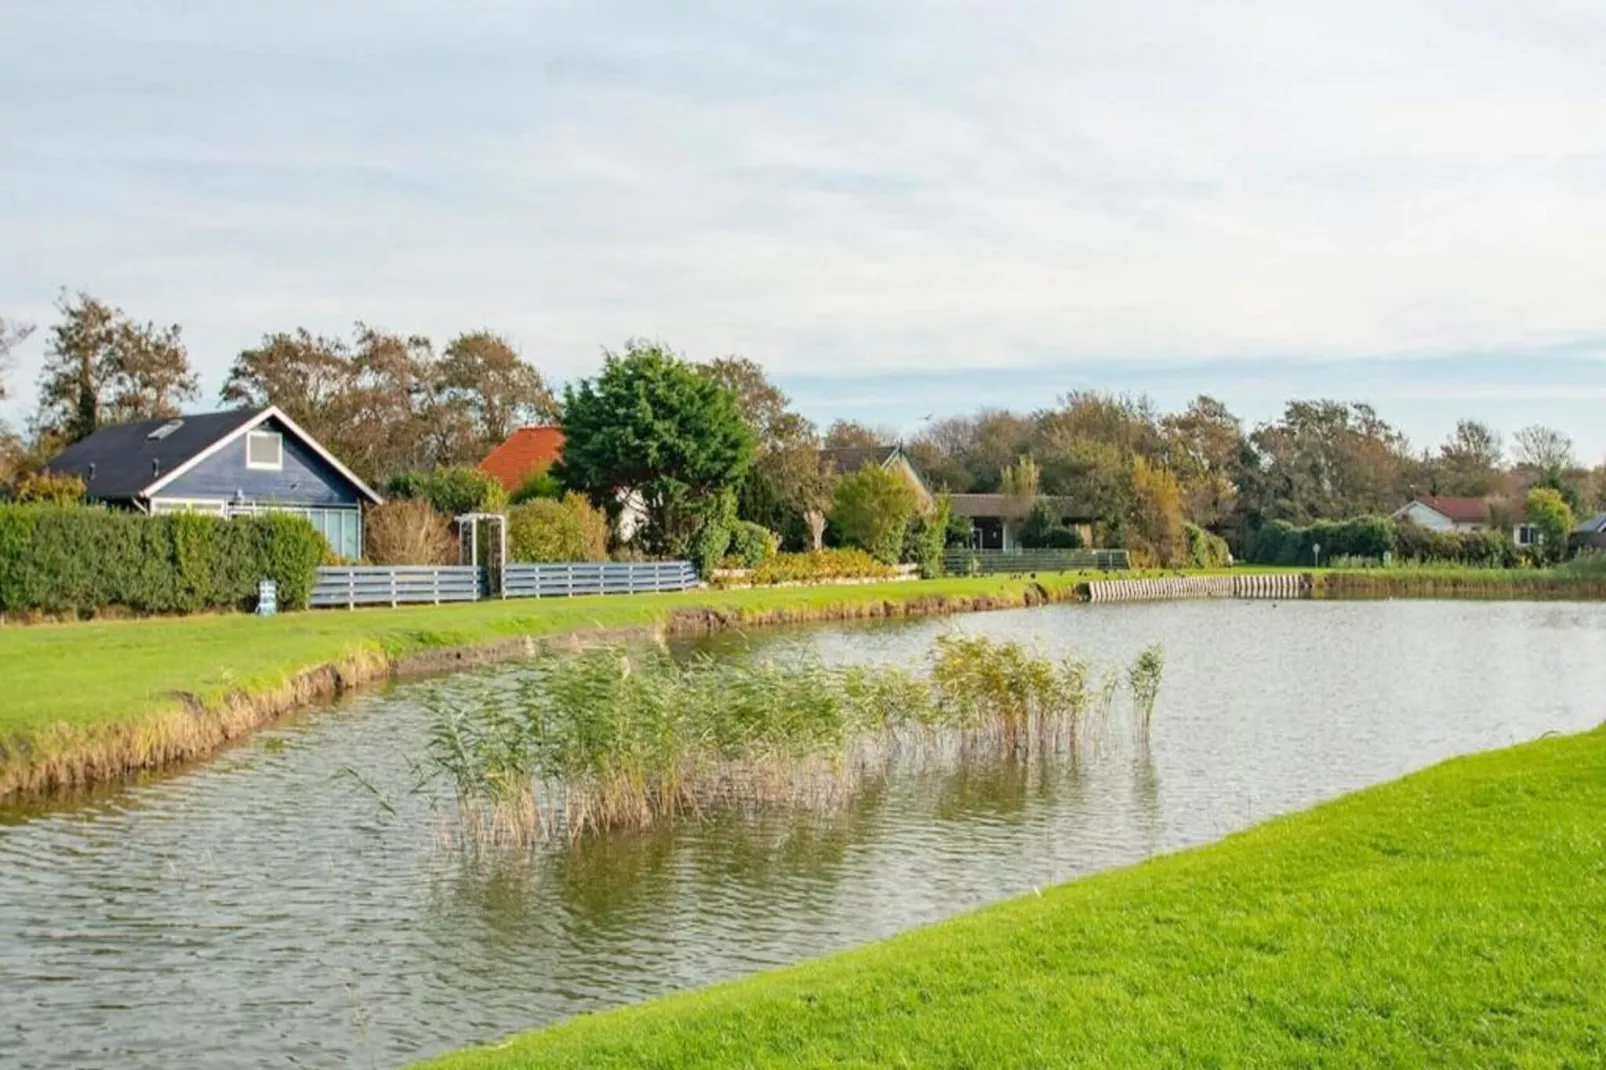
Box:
901, 498, 953, 578
0, 504, 323, 616
740, 548, 900, 587
727, 521, 779, 568
1017, 501, 1084, 550
831, 466, 919, 564
366, 499, 457, 565
1183, 521, 1231, 569
14, 471, 86, 505
508, 465, 562, 505
386, 466, 508, 517
507, 495, 609, 563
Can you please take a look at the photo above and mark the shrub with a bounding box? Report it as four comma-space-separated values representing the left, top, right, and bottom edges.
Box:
1526, 487, 1574, 566
0, 505, 323, 616
692, 520, 732, 580
831, 466, 920, 564
741, 548, 900, 587
1248, 515, 1397, 566
366, 499, 457, 565
507, 494, 611, 563
387, 466, 507, 517
901, 497, 952, 578
1018, 500, 1083, 550
15, 471, 86, 506
1183, 521, 1231, 569
508, 465, 562, 505
727, 521, 779, 568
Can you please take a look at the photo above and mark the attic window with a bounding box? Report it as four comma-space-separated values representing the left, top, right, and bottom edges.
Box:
246, 430, 284, 471
147, 419, 184, 440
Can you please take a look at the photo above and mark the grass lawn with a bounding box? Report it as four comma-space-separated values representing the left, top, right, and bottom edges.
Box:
418, 725, 1606, 1069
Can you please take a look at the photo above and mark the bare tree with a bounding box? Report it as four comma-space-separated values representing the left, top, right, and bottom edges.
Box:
1511, 425, 1574, 475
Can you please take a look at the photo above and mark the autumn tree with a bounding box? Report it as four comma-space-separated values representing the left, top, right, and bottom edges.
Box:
35, 291, 197, 443
1433, 420, 1504, 496
699, 357, 832, 548
823, 420, 894, 450
1238, 401, 1412, 527
436, 330, 556, 459
1524, 486, 1574, 565
221, 328, 354, 445
557, 340, 755, 555
1161, 395, 1246, 530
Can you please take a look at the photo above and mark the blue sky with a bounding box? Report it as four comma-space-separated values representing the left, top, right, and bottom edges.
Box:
3, 0, 1606, 460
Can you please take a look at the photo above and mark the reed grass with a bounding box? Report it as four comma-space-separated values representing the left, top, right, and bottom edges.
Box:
422, 634, 1163, 843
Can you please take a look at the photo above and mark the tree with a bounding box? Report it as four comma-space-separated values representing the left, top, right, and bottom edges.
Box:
222, 328, 354, 446
0, 316, 35, 402
556, 340, 755, 555
1512, 425, 1575, 476
1000, 454, 1040, 516
1161, 395, 1245, 529
340, 324, 439, 480
1524, 486, 1574, 565
35, 291, 197, 443
823, 420, 894, 449
1127, 455, 1187, 566
831, 464, 919, 564
1434, 420, 1504, 496
437, 330, 556, 456
1238, 401, 1413, 527
698, 356, 793, 449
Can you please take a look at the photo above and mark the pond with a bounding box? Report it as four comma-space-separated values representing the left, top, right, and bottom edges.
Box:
3, 599, 1605, 1069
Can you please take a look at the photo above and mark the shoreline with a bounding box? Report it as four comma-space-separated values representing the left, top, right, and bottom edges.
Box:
5, 566, 1603, 801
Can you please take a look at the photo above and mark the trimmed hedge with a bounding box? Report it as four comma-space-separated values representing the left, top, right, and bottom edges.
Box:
727, 521, 780, 569
1248, 515, 1520, 569
1184, 522, 1231, 569
0, 505, 325, 616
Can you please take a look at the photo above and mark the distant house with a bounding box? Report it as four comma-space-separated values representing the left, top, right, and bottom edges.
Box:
1392, 495, 1537, 549
46, 407, 381, 559
477, 425, 565, 493
818, 445, 934, 509
949, 494, 1096, 551
1572, 513, 1606, 555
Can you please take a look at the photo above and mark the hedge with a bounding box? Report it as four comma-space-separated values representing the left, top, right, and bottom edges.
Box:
1247, 515, 1520, 569
0, 505, 325, 616
1184, 522, 1231, 569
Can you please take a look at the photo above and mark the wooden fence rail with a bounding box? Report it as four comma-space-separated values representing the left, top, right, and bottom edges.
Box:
942, 549, 1131, 575
310, 561, 702, 609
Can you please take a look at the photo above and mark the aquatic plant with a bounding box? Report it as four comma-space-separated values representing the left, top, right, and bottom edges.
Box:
1128, 644, 1165, 729
422, 633, 1165, 843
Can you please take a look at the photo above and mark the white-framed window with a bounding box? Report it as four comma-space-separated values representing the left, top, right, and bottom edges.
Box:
1516, 524, 1541, 547
246, 430, 284, 471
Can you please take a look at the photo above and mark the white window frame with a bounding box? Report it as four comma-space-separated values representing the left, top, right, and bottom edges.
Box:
246, 430, 284, 471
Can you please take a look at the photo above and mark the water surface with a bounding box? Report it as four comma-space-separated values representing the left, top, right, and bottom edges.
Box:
2, 600, 1603, 1068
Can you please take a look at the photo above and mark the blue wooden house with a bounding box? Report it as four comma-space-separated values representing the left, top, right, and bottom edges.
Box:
46, 407, 382, 559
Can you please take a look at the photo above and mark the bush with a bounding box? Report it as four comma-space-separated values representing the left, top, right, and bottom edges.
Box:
727, 521, 779, 568
692, 520, 732, 580
15, 472, 86, 505
741, 549, 900, 587
0, 505, 323, 616
366, 499, 456, 565
1017, 501, 1083, 550
1248, 515, 1396, 566
508, 466, 562, 505
567, 492, 610, 561
509, 499, 585, 562
1183, 521, 1231, 569
831, 466, 920, 564
387, 466, 508, 517
901, 498, 952, 578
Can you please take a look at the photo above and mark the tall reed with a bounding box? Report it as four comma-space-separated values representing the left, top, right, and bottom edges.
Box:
422, 633, 1164, 843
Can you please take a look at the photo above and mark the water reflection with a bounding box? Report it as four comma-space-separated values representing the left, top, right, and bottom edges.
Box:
2, 599, 1605, 1069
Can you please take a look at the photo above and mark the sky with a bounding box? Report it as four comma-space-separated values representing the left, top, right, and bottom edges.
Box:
3, 0, 1606, 460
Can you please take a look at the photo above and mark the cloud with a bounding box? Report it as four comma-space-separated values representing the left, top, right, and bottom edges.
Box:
3, 0, 1606, 452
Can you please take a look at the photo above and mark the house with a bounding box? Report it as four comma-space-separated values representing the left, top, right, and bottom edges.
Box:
1392, 495, 1538, 549
1572, 513, 1606, 555
818, 445, 934, 509
46, 407, 381, 559
949, 494, 1096, 551
477, 425, 565, 493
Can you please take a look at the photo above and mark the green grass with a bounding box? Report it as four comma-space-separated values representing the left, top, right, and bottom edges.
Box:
0, 573, 1084, 753
418, 726, 1606, 1069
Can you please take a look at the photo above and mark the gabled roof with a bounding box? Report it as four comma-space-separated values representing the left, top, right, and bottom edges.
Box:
1397, 496, 1492, 524
46, 407, 382, 505
948, 493, 1096, 521
478, 426, 565, 492
1575, 512, 1606, 535
818, 445, 901, 477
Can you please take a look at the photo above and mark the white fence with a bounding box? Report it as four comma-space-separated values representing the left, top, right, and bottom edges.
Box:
310, 566, 483, 609
502, 561, 700, 598
310, 561, 700, 609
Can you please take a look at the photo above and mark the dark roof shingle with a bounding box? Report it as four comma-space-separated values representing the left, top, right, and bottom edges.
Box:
47, 410, 265, 503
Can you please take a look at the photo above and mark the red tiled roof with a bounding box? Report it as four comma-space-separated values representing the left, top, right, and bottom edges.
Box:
478, 426, 565, 492
1415, 495, 1492, 523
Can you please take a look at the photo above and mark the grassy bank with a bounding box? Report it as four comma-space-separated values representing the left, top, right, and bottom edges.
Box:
0, 573, 1089, 797
1316, 563, 1606, 600
419, 725, 1606, 1069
